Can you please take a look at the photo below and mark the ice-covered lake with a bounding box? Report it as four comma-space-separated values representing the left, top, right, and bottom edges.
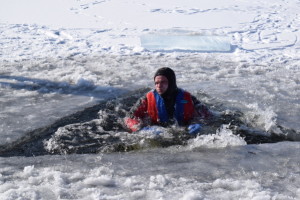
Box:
0, 0, 299, 199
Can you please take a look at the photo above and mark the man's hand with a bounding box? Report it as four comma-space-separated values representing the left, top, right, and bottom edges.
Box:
124, 117, 140, 132
188, 124, 202, 135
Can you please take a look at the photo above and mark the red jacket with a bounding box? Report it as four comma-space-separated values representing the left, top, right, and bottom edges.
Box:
125, 89, 211, 132
146, 89, 195, 125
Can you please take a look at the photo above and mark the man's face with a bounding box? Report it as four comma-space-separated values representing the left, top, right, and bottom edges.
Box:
154, 75, 168, 95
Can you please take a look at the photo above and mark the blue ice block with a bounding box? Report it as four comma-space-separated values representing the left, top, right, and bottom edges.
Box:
140, 34, 231, 52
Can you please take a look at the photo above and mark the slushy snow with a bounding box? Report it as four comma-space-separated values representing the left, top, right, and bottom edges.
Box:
0, 0, 300, 199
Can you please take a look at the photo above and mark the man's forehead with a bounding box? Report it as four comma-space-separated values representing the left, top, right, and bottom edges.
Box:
154, 75, 168, 81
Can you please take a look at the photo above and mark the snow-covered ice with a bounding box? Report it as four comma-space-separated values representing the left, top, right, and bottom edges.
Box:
0, 142, 299, 199
0, 0, 300, 199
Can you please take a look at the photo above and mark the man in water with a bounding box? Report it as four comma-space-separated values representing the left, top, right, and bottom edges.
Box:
124, 67, 211, 134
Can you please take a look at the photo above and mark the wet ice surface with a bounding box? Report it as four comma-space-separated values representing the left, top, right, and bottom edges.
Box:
0, 142, 299, 199
1, 55, 299, 148
0, 55, 299, 200
0, 86, 294, 157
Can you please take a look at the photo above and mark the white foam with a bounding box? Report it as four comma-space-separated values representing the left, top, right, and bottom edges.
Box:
245, 103, 282, 135
23, 165, 35, 177
186, 124, 247, 150
181, 191, 204, 200
149, 174, 169, 189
